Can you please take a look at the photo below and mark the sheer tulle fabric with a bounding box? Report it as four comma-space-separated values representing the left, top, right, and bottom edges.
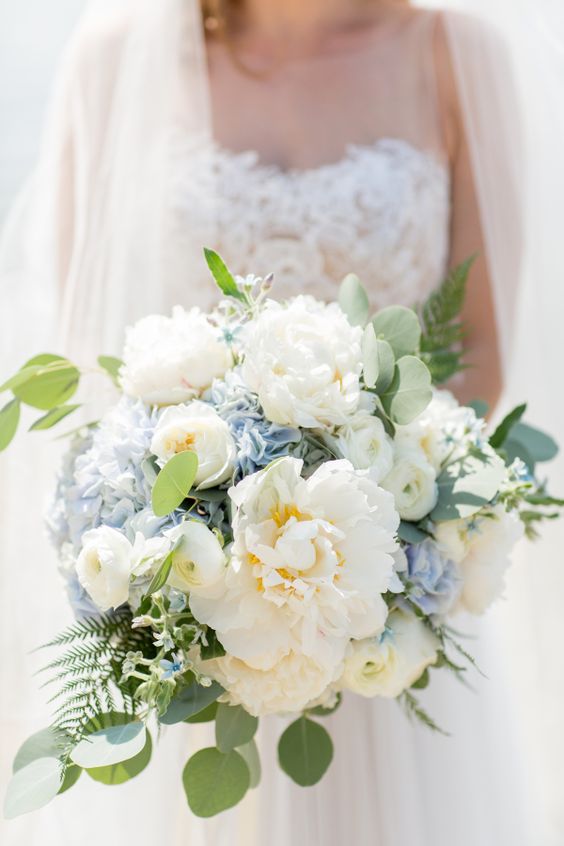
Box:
0, 1, 562, 843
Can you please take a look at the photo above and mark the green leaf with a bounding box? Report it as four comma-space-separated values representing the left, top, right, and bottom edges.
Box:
87, 730, 152, 785
204, 248, 246, 302
97, 355, 123, 386
0, 364, 44, 394
0, 398, 20, 451
431, 453, 506, 522
307, 692, 342, 718
489, 403, 527, 450
4, 757, 62, 819
398, 521, 429, 544
372, 306, 421, 359
183, 747, 250, 817
144, 550, 174, 596
468, 399, 489, 419
151, 451, 199, 517
200, 628, 227, 660
381, 356, 433, 425
70, 722, 146, 769
215, 704, 258, 753
13, 727, 67, 773
338, 274, 369, 327
278, 716, 333, 787
236, 739, 261, 789
58, 764, 82, 795
362, 326, 394, 392
185, 701, 219, 724
509, 422, 559, 464
411, 668, 430, 690
160, 680, 224, 725
29, 403, 80, 432
12, 355, 80, 410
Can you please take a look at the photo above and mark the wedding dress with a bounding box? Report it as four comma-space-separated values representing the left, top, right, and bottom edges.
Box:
1, 2, 560, 845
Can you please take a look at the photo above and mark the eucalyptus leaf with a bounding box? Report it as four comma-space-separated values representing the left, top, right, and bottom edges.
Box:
489, 403, 527, 450
215, 704, 258, 753
278, 716, 333, 787
431, 453, 506, 522
398, 521, 429, 544
12, 355, 80, 410
362, 327, 395, 393
13, 726, 68, 773
183, 747, 250, 817
151, 451, 199, 517
372, 305, 421, 359
97, 355, 124, 385
185, 701, 219, 724
87, 730, 152, 785
4, 757, 62, 819
509, 422, 559, 464
204, 248, 246, 302
468, 399, 489, 419
338, 273, 369, 326
29, 404, 80, 432
160, 680, 224, 725
0, 398, 20, 451
58, 764, 82, 795
308, 692, 342, 718
381, 356, 432, 425
236, 739, 261, 789
70, 722, 146, 769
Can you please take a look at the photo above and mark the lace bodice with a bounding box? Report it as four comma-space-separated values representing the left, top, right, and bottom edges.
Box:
173, 137, 451, 309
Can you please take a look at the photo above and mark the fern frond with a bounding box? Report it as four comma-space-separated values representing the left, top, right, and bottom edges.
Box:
400, 691, 450, 736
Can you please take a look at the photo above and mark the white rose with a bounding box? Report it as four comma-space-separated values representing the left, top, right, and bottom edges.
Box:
340, 610, 440, 698
241, 295, 363, 429
434, 504, 524, 615
200, 650, 342, 717
166, 521, 227, 596
120, 306, 232, 406
190, 457, 399, 673
330, 411, 394, 481
151, 402, 236, 489
381, 446, 438, 521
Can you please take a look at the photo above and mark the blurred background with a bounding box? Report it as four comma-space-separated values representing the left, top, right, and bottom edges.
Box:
0, 0, 85, 222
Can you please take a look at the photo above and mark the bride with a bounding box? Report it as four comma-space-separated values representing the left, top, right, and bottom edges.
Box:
1, 0, 561, 844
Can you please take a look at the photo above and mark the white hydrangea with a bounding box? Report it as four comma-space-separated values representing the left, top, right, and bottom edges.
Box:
434, 504, 524, 615
120, 306, 232, 405
189, 457, 399, 678
241, 296, 363, 429
339, 610, 439, 698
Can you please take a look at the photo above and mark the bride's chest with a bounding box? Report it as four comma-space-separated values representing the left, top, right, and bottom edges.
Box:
172, 138, 451, 308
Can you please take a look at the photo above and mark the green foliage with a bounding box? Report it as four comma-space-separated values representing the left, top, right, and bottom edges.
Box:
70, 722, 146, 769
144, 550, 174, 596
159, 679, 224, 725
278, 716, 333, 787
185, 701, 219, 724
204, 248, 246, 303
372, 305, 421, 359
29, 404, 80, 432
419, 258, 474, 383
151, 452, 199, 517
397, 521, 429, 544
13, 727, 68, 773
236, 739, 261, 789
215, 704, 258, 753
307, 692, 342, 718
3, 757, 63, 819
381, 356, 433, 425
0, 398, 20, 450
338, 273, 369, 327
431, 452, 506, 522
183, 747, 250, 817
411, 669, 430, 690
503, 421, 559, 471
362, 325, 394, 392
400, 691, 449, 736
12, 354, 80, 410
97, 355, 123, 386
489, 403, 527, 450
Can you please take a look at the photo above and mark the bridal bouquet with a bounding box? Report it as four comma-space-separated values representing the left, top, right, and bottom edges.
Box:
2, 252, 561, 819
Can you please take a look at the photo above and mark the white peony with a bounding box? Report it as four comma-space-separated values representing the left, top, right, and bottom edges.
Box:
434, 504, 524, 615
151, 402, 236, 489
76, 527, 168, 611
241, 296, 363, 429
165, 520, 227, 596
120, 306, 232, 406
329, 410, 394, 481
201, 650, 343, 717
339, 610, 439, 698
381, 446, 438, 521
189, 457, 399, 674
395, 389, 485, 472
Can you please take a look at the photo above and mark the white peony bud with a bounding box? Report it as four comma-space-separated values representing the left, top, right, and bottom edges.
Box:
151, 401, 236, 489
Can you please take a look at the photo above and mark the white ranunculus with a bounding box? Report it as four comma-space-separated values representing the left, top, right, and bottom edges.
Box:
120, 306, 232, 406
76, 527, 135, 611
151, 402, 236, 489
201, 650, 343, 717
166, 521, 227, 596
190, 457, 399, 674
330, 411, 394, 480
241, 296, 363, 429
381, 446, 438, 521
395, 389, 485, 472
434, 504, 524, 615
340, 610, 440, 698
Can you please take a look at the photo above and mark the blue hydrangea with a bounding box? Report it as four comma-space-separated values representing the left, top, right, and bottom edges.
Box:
209, 371, 304, 478
405, 539, 462, 617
